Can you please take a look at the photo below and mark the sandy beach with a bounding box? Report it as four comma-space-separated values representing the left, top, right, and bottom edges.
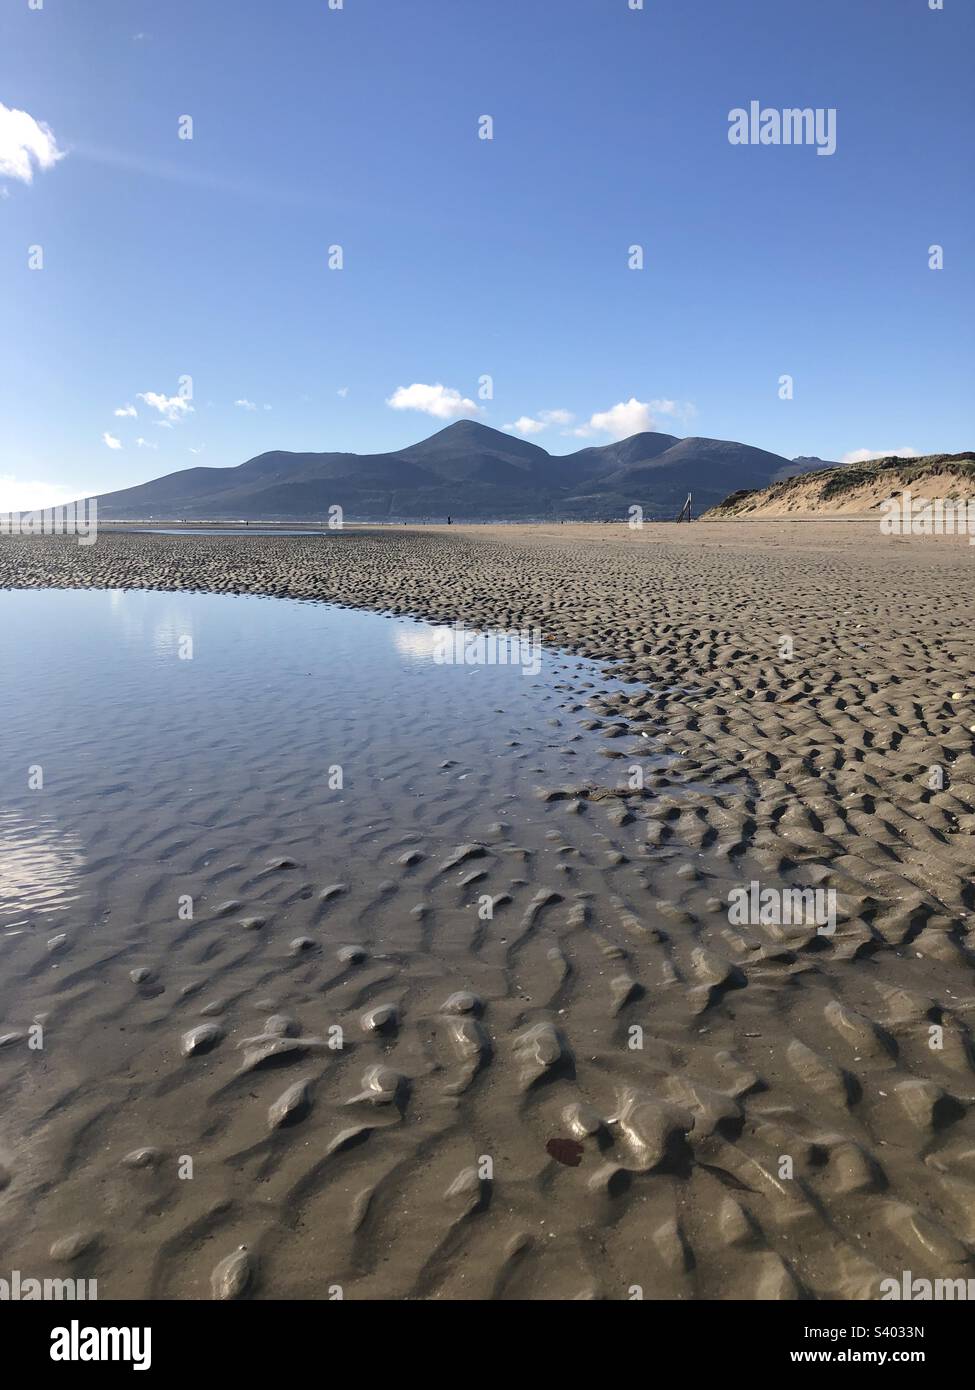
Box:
2, 521, 975, 1300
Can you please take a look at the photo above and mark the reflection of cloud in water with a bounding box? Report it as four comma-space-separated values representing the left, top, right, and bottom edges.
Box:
392, 624, 451, 663
0, 810, 85, 922
393, 620, 542, 675
151, 611, 192, 658
104, 590, 195, 657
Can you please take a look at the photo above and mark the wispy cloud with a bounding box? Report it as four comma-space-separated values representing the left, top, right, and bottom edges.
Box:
103, 432, 123, 450
0, 102, 65, 185
504, 409, 574, 436
235, 399, 257, 411
648, 398, 696, 424
114, 403, 138, 418
135, 437, 158, 450
386, 382, 481, 420
138, 391, 193, 422
74, 142, 335, 210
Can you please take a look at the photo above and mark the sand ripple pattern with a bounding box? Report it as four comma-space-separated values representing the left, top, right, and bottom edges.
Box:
1, 525, 974, 1299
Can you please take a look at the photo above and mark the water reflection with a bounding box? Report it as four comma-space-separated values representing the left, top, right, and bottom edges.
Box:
0, 588, 633, 931
392, 623, 451, 663
0, 810, 85, 923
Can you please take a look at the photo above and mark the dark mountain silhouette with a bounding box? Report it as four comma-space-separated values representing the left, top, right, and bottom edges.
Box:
88, 420, 806, 521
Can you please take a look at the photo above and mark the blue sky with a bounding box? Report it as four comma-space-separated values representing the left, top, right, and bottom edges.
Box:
1, 0, 972, 509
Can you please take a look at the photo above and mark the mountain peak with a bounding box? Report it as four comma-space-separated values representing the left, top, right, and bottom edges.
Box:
420, 419, 506, 442
89, 424, 797, 521
399, 417, 549, 464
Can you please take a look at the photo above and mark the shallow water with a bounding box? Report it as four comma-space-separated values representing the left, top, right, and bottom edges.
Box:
0, 588, 642, 925
1, 573, 969, 1301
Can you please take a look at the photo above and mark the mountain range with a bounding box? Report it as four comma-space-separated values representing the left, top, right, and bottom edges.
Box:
87, 421, 837, 521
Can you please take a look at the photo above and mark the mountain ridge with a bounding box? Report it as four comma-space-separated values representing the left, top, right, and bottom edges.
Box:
87, 420, 822, 521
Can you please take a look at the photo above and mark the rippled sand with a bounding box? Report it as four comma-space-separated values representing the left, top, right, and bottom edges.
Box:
1, 522, 974, 1300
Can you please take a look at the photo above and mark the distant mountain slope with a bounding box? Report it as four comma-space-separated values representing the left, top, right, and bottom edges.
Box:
771, 455, 840, 482
701, 453, 975, 519
591, 437, 790, 496
87, 421, 805, 521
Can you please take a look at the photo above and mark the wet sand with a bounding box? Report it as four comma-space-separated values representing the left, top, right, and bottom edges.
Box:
2, 521, 975, 1300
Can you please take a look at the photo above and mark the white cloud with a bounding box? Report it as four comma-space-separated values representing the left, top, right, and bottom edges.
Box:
569, 397, 695, 441
189, 446, 205, 455
103, 432, 123, 450
842, 447, 920, 465
386, 382, 481, 420
0, 475, 91, 512
138, 391, 194, 422
114, 403, 138, 418
504, 409, 575, 436
572, 398, 654, 440
337, 387, 349, 398
0, 102, 65, 185
135, 437, 158, 450
235, 398, 257, 411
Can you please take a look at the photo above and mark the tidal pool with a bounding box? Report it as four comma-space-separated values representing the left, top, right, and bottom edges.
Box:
0, 587, 645, 925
